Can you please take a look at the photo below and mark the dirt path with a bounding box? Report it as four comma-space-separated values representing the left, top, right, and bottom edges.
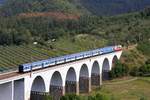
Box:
103, 77, 138, 85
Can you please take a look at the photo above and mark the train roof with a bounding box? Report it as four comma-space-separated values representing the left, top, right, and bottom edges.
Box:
20, 46, 116, 66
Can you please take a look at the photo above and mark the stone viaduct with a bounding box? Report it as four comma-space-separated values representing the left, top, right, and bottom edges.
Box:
0, 50, 122, 100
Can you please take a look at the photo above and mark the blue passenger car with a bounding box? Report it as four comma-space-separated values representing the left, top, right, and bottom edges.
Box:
19, 63, 31, 72
19, 45, 120, 73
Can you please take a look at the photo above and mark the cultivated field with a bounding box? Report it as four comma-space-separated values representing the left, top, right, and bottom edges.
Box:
0, 45, 71, 73
0, 35, 105, 73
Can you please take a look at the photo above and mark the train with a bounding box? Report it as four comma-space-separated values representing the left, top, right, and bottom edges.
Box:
19, 45, 122, 73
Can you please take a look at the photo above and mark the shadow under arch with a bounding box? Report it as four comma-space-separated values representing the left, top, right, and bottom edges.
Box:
102, 58, 110, 81
30, 76, 46, 100
112, 55, 119, 68
91, 61, 100, 86
49, 71, 63, 100
65, 67, 77, 94
79, 64, 89, 93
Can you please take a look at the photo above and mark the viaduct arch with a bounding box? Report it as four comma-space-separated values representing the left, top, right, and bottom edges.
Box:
91, 61, 100, 86
102, 58, 110, 80
30, 76, 46, 100
112, 55, 119, 68
50, 71, 63, 100
79, 64, 89, 93
65, 67, 77, 94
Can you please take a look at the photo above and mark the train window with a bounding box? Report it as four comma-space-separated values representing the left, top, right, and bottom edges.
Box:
24, 66, 30, 70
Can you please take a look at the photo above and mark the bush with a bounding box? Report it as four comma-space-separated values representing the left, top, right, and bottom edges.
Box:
130, 60, 150, 76
109, 61, 129, 79
139, 64, 150, 76
60, 94, 81, 100
145, 59, 150, 65
129, 67, 140, 76
140, 96, 147, 100
95, 93, 111, 100
44, 95, 52, 100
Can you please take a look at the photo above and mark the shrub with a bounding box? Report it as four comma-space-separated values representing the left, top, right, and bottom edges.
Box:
60, 94, 80, 100
139, 64, 150, 76
145, 59, 150, 65
95, 93, 111, 100
109, 61, 129, 79
44, 95, 52, 100
129, 67, 140, 76
130, 60, 150, 76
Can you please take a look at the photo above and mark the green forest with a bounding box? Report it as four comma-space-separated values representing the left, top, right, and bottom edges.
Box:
0, 6, 150, 47
0, 0, 150, 47
0, 0, 150, 81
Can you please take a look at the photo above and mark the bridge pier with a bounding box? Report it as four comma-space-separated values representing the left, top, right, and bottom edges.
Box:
89, 77, 91, 92
76, 82, 79, 95
100, 73, 102, 85
0, 81, 13, 100
14, 79, 24, 100
62, 86, 65, 95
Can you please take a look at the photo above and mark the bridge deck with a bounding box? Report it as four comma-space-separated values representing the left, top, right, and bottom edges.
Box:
0, 72, 20, 80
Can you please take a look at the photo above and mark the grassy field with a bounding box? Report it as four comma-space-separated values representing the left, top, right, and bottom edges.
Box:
91, 77, 150, 100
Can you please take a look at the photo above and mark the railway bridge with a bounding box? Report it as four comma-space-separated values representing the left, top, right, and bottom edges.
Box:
0, 46, 122, 100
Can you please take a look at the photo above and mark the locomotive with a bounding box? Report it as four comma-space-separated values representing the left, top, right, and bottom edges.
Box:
19, 45, 122, 73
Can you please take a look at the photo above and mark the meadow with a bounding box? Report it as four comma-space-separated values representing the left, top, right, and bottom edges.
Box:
91, 77, 150, 100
